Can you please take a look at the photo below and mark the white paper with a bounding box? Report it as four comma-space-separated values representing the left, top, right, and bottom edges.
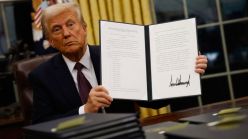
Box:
149, 18, 201, 100
100, 21, 148, 100
100, 19, 201, 101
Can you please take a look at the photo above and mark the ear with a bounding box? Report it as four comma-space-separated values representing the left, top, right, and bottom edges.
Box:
83, 26, 87, 32
82, 23, 87, 31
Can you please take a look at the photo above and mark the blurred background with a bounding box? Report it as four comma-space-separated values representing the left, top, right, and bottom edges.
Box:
154, 0, 248, 111
153, 0, 248, 110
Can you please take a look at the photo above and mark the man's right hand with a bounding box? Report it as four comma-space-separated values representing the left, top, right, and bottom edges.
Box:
84, 85, 113, 113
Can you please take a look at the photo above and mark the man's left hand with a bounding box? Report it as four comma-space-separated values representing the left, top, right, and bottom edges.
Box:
195, 55, 208, 74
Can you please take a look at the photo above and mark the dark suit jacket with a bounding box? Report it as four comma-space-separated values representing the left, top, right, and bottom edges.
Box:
30, 46, 172, 124
29, 46, 138, 124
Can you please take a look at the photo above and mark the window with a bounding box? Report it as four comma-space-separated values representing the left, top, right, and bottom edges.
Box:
0, 0, 33, 106
0, 0, 33, 56
154, 0, 248, 108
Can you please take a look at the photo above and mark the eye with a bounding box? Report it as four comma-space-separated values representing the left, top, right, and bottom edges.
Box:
67, 21, 75, 28
69, 22, 74, 26
52, 26, 62, 34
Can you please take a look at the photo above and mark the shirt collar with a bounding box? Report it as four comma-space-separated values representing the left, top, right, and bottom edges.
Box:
62, 45, 91, 72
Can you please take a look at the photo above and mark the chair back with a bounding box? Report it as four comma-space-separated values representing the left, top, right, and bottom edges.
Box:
12, 53, 56, 124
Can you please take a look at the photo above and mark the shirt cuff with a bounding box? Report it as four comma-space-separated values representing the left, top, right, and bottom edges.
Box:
78, 105, 85, 115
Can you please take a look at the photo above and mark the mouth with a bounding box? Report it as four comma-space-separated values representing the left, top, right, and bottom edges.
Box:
65, 41, 78, 46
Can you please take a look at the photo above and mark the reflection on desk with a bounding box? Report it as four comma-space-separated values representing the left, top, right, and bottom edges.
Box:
142, 96, 248, 139
141, 96, 248, 126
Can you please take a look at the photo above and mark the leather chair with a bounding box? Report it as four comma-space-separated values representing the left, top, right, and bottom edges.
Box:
12, 53, 56, 124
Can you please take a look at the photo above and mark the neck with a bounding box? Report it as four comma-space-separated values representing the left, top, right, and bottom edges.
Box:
64, 52, 84, 62
64, 47, 86, 62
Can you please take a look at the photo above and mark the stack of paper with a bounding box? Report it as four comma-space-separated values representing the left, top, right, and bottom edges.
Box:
23, 113, 144, 139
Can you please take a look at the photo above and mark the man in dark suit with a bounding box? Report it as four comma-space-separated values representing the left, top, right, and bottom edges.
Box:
29, 3, 208, 124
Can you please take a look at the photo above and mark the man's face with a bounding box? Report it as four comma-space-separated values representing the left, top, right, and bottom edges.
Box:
46, 10, 87, 56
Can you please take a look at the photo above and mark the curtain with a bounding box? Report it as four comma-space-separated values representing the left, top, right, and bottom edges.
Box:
78, 0, 155, 45
77, 0, 170, 118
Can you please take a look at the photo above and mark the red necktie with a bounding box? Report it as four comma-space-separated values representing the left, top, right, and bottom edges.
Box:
74, 62, 92, 104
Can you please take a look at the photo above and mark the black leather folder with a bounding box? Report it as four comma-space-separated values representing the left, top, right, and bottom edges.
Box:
143, 121, 187, 139
165, 109, 248, 139
165, 121, 248, 139
23, 113, 144, 139
179, 108, 248, 124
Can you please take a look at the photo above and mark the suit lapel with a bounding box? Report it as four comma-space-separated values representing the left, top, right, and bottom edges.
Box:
89, 46, 101, 84
50, 47, 100, 107
52, 54, 82, 107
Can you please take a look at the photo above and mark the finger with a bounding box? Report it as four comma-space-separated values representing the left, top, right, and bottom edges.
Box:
91, 90, 113, 102
195, 69, 205, 74
94, 85, 109, 94
196, 57, 208, 63
195, 63, 207, 69
90, 99, 111, 109
102, 104, 110, 108
196, 58, 208, 64
95, 97, 112, 105
101, 94, 113, 102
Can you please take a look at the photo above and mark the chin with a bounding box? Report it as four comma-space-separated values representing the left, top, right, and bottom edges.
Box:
65, 45, 82, 52
63, 46, 84, 54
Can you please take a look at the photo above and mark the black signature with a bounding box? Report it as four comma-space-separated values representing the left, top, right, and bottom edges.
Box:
169, 74, 190, 87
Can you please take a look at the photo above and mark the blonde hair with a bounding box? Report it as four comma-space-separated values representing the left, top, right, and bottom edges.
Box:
41, 3, 86, 39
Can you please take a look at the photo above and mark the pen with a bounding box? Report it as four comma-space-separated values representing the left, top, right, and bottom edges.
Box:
207, 115, 246, 126
51, 116, 85, 132
212, 107, 241, 116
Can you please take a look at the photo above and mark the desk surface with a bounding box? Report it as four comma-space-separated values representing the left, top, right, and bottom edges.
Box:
141, 96, 248, 126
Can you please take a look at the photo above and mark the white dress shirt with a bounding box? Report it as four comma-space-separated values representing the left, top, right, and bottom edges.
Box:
62, 45, 98, 114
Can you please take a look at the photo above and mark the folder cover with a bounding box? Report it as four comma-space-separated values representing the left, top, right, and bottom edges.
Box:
24, 113, 144, 139
180, 108, 248, 124
165, 120, 248, 139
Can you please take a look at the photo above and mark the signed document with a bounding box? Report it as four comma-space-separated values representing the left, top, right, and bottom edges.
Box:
100, 18, 201, 101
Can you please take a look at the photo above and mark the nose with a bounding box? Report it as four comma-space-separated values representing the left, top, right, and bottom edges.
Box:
62, 26, 71, 38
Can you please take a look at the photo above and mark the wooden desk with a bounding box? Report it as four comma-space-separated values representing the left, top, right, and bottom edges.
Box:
141, 96, 248, 126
